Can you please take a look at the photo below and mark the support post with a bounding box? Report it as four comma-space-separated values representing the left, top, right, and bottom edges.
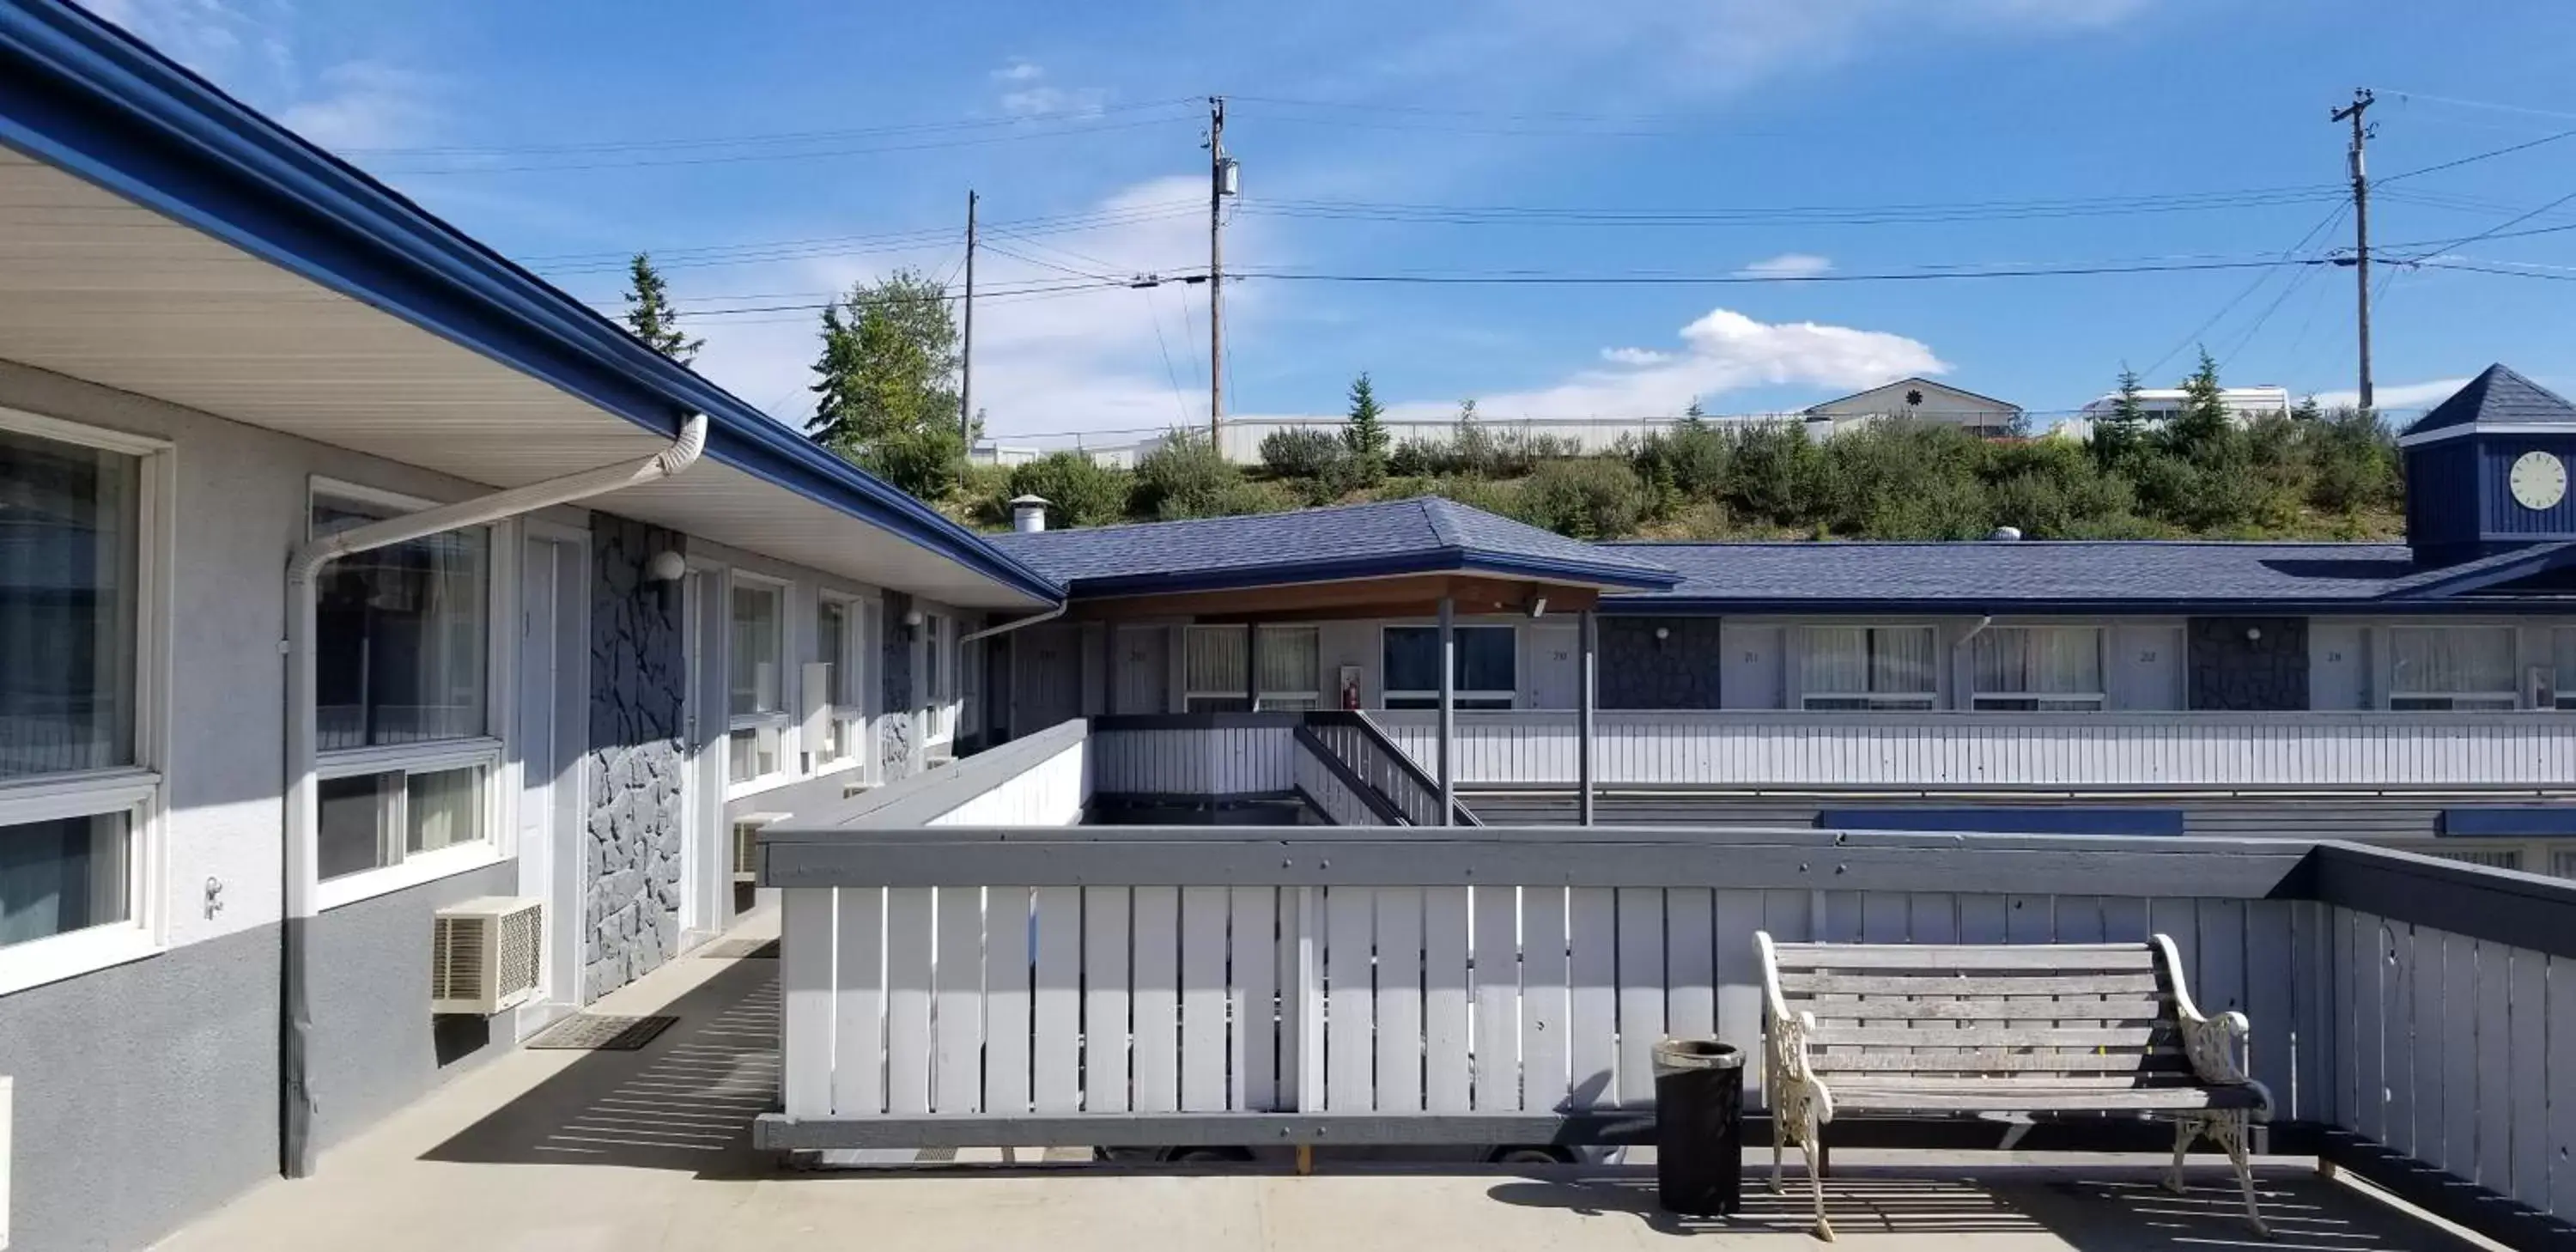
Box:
1437, 595, 1455, 826
1245, 622, 1260, 711
1577, 609, 1596, 827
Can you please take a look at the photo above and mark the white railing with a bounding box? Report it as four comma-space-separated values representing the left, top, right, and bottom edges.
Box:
1369, 710, 2576, 788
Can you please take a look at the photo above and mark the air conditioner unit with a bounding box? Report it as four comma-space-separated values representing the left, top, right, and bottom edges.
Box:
431, 896, 543, 1016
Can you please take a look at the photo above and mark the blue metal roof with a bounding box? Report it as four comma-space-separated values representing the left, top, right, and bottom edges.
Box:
1598, 538, 2576, 613
991, 497, 1681, 596
2403, 364, 2576, 437
0, 0, 1061, 605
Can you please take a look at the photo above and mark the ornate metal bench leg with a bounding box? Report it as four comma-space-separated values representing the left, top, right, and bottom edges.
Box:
2211, 1111, 2269, 1238
1801, 1120, 1832, 1242
2165, 1115, 2202, 1195
1771, 1109, 1785, 1194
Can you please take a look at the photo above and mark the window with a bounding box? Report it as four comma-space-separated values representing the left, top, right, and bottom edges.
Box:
316, 761, 486, 881
813, 598, 869, 767
727, 580, 787, 781
310, 487, 500, 903
2390, 626, 2517, 711
1182, 625, 1321, 712
0, 811, 131, 951
1798, 626, 1937, 710
920, 611, 957, 745
313, 495, 488, 750
2555, 627, 2576, 711
1384, 624, 1516, 710
1969, 626, 2105, 711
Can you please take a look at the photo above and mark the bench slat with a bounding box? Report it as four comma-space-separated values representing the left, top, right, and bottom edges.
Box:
1804, 1024, 2174, 1049
1789, 997, 2170, 1023
1808, 1048, 2186, 1074
1772, 944, 2155, 972
1778, 972, 2162, 997
1830, 1084, 2262, 1113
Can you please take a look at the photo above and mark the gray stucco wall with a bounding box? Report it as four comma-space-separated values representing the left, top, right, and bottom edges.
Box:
1600, 616, 1727, 709
0, 862, 515, 1252
2188, 616, 2310, 712
880, 591, 917, 781
584, 514, 688, 1001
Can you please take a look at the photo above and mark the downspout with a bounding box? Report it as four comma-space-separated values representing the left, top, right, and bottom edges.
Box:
279, 414, 705, 1177
1953, 614, 1995, 708
958, 605, 1066, 743
960, 602, 1065, 644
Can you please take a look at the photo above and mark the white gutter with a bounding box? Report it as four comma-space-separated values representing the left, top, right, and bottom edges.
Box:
961, 602, 1066, 644
278, 414, 705, 1178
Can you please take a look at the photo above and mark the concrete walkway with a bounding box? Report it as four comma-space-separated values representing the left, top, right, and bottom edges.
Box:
155, 917, 2495, 1252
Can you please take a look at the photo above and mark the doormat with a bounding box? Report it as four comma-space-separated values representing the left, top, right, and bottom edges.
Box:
526, 1013, 679, 1051
697, 937, 780, 959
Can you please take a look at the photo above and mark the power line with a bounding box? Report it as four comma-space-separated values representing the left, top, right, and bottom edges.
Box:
2379, 125, 2576, 185
2382, 90, 2576, 125
2143, 202, 2348, 379
1141, 284, 1194, 430
343, 97, 1206, 157
368, 114, 1194, 175
2392, 186, 2576, 264
1231, 185, 2348, 228
1226, 256, 2331, 286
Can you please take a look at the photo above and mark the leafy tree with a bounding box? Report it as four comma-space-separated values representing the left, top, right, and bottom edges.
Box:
2093, 365, 2148, 469
1005, 453, 1133, 529
1134, 428, 1261, 520
1724, 422, 1826, 527
1341, 372, 1389, 484
805, 269, 965, 499
2160, 349, 2234, 459
1259, 428, 1345, 481
621, 252, 702, 364
1516, 458, 1649, 538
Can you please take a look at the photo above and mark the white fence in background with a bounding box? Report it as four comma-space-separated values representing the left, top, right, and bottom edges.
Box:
1370, 710, 2576, 788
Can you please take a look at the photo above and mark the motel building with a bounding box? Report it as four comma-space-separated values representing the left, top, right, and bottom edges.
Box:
3, 4, 2576, 1250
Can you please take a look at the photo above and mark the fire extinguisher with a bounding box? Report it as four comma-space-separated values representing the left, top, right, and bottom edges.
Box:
1341, 673, 1361, 710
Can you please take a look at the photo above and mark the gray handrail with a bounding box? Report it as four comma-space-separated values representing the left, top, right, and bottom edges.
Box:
1301, 711, 1481, 826
1292, 724, 1407, 825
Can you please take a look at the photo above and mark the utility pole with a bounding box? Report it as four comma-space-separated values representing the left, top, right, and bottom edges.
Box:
2332, 88, 2375, 411
961, 188, 977, 443
1207, 95, 1230, 447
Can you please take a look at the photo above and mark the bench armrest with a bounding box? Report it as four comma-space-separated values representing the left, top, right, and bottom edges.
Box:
2151, 933, 2254, 1087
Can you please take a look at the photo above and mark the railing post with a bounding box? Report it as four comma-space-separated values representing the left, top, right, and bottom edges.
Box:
1437, 595, 1455, 826
1577, 609, 1596, 827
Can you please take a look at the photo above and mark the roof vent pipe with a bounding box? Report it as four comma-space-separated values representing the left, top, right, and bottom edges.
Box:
1010, 494, 1050, 533
1988, 525, 2023, 542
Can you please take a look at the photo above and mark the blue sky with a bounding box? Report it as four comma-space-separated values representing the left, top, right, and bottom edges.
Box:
87, 0, 2576, 442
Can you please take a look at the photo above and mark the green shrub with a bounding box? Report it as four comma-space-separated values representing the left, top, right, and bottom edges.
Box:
1515, 458, 1649, 538
1132, 428, 1243, 520
1259, 428, 1345, 481
1005, 452, 1132, 529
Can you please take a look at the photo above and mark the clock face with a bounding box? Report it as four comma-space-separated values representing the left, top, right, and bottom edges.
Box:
2510, 450, 2568, 511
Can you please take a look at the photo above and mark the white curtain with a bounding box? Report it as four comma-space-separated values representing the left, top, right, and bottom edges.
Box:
1184, 625, 1248, 697
1257, 626, 1321, 705
1872, 627, 1938, 696
1801, 627, 1870, 695
2557, 628, 2576, 708
2391, 626, 2515, 697
1973, 628, 2102, 697
1803, 626, 1935, 703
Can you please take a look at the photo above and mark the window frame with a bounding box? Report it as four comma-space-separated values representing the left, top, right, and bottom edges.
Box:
811, 593, 865, 771
1381, 623, 1517, 712
2556, 625, 2576, 712
918, 609, 959, 748
1180, 623, 1322, 712
1966, 623, 2109, 713
1255, 624, 1322, 711
721, 571, 794, 792
1793, 623, 1941, 712
305, 477, 509, 912
0, 407, 173, 994
2385, 623, 2521, 712
1182, 624, 1252, 713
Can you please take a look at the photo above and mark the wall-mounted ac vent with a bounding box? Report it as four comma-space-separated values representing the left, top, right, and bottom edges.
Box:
732, 812, 788, 885
431, 896, 543, 1015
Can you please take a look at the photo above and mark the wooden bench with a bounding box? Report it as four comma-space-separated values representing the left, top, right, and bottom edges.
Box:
1755, 933, 2273, 1241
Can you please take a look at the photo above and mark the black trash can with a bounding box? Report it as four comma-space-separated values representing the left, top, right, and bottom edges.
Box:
1653, 1037, 1745, 1217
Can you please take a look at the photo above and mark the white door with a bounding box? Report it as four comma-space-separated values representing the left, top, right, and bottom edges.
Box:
1114, 625, 1170, 714
514, 535, 581, 1025
1529, 623, 1580, 708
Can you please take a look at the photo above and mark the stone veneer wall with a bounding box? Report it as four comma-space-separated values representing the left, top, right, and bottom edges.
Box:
584, 513, 688, 1000
2187, 616, 2309, 711
1600, 616, 1727, 709
879, 591, 918, 781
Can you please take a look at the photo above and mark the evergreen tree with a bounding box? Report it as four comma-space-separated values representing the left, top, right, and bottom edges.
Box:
2290, 393, 2324, 422
621, 252, 702, 364
2092, 365, 2148, 469
1341, 371, 1388, 483
805, 268, 966, 500
2165, 348, 2234, 455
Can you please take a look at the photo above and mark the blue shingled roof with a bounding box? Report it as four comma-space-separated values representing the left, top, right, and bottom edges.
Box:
1598, 538, 2576, 612
2403, 364, 2576, 436
989, 497, 1680, 596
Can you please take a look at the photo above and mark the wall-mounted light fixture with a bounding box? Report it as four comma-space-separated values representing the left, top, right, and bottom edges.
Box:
2245, 626, 2263, 642
903, 608, 926, 635
1654, 626, 1671, 643
645, 550, 687, 583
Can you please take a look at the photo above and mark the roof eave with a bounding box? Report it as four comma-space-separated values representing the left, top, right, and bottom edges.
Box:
1062, 547, 1679, 599
0, 2, 1061, 605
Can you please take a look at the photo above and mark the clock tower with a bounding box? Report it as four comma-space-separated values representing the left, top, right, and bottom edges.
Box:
2399, 363, 2576, 566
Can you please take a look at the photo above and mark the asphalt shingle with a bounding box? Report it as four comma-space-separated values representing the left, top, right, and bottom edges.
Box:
2401, 363, 2576, 435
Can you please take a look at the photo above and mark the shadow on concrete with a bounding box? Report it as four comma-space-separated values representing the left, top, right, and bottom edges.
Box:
1491, 1164, 2484, 1248
419, 956, 780, 1179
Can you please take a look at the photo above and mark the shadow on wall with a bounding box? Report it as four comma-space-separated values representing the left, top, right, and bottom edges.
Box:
420, 954, 778, 1178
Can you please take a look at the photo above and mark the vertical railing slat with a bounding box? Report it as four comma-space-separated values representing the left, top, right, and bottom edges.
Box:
1325, 886, 1376, 1111
2245, 902, 2294, 1117
1230, 886, 1279, 1111
2549, 955, 2576, 1219
781, 887, 836, 1119
1665, 887, 1716, 1042
1471, 884, 1522, 1111
1615, 888, 1666, 1109
2442, 930, 2480, 1179
885, 888, 935, 1115
932, 886, 985, 1114
2476, 939, 2512, 1193
1032, 886, 1082, 1113
1131, 886, 1181, 1114
1375, 888, 1425, 1113
1568, 887, 1618, 1111
983, 887, 1031, 1115
2506, 945, 2549, 1210
1180, 886, 1230, 1112
1519, 887, 1570, 1114
1424, 887, 1473, 1113
1083, 886, 1133, 1114
829, 886, 885, 1117
1714, 890, 1764, 1108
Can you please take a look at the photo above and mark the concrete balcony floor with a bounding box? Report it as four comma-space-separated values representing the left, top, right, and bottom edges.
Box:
157, 918, 2500, 1252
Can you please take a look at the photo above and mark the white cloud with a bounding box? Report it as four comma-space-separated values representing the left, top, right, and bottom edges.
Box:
279, 60, 441, 149
1740, 252, 1832, 279
2312, 377, 2472, 412
992, 59, 1045, 82
83, 0, 249, 76
690, 176, 1242, 441
1379, 307, 1946, 421
1000, 85, 1108, 118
